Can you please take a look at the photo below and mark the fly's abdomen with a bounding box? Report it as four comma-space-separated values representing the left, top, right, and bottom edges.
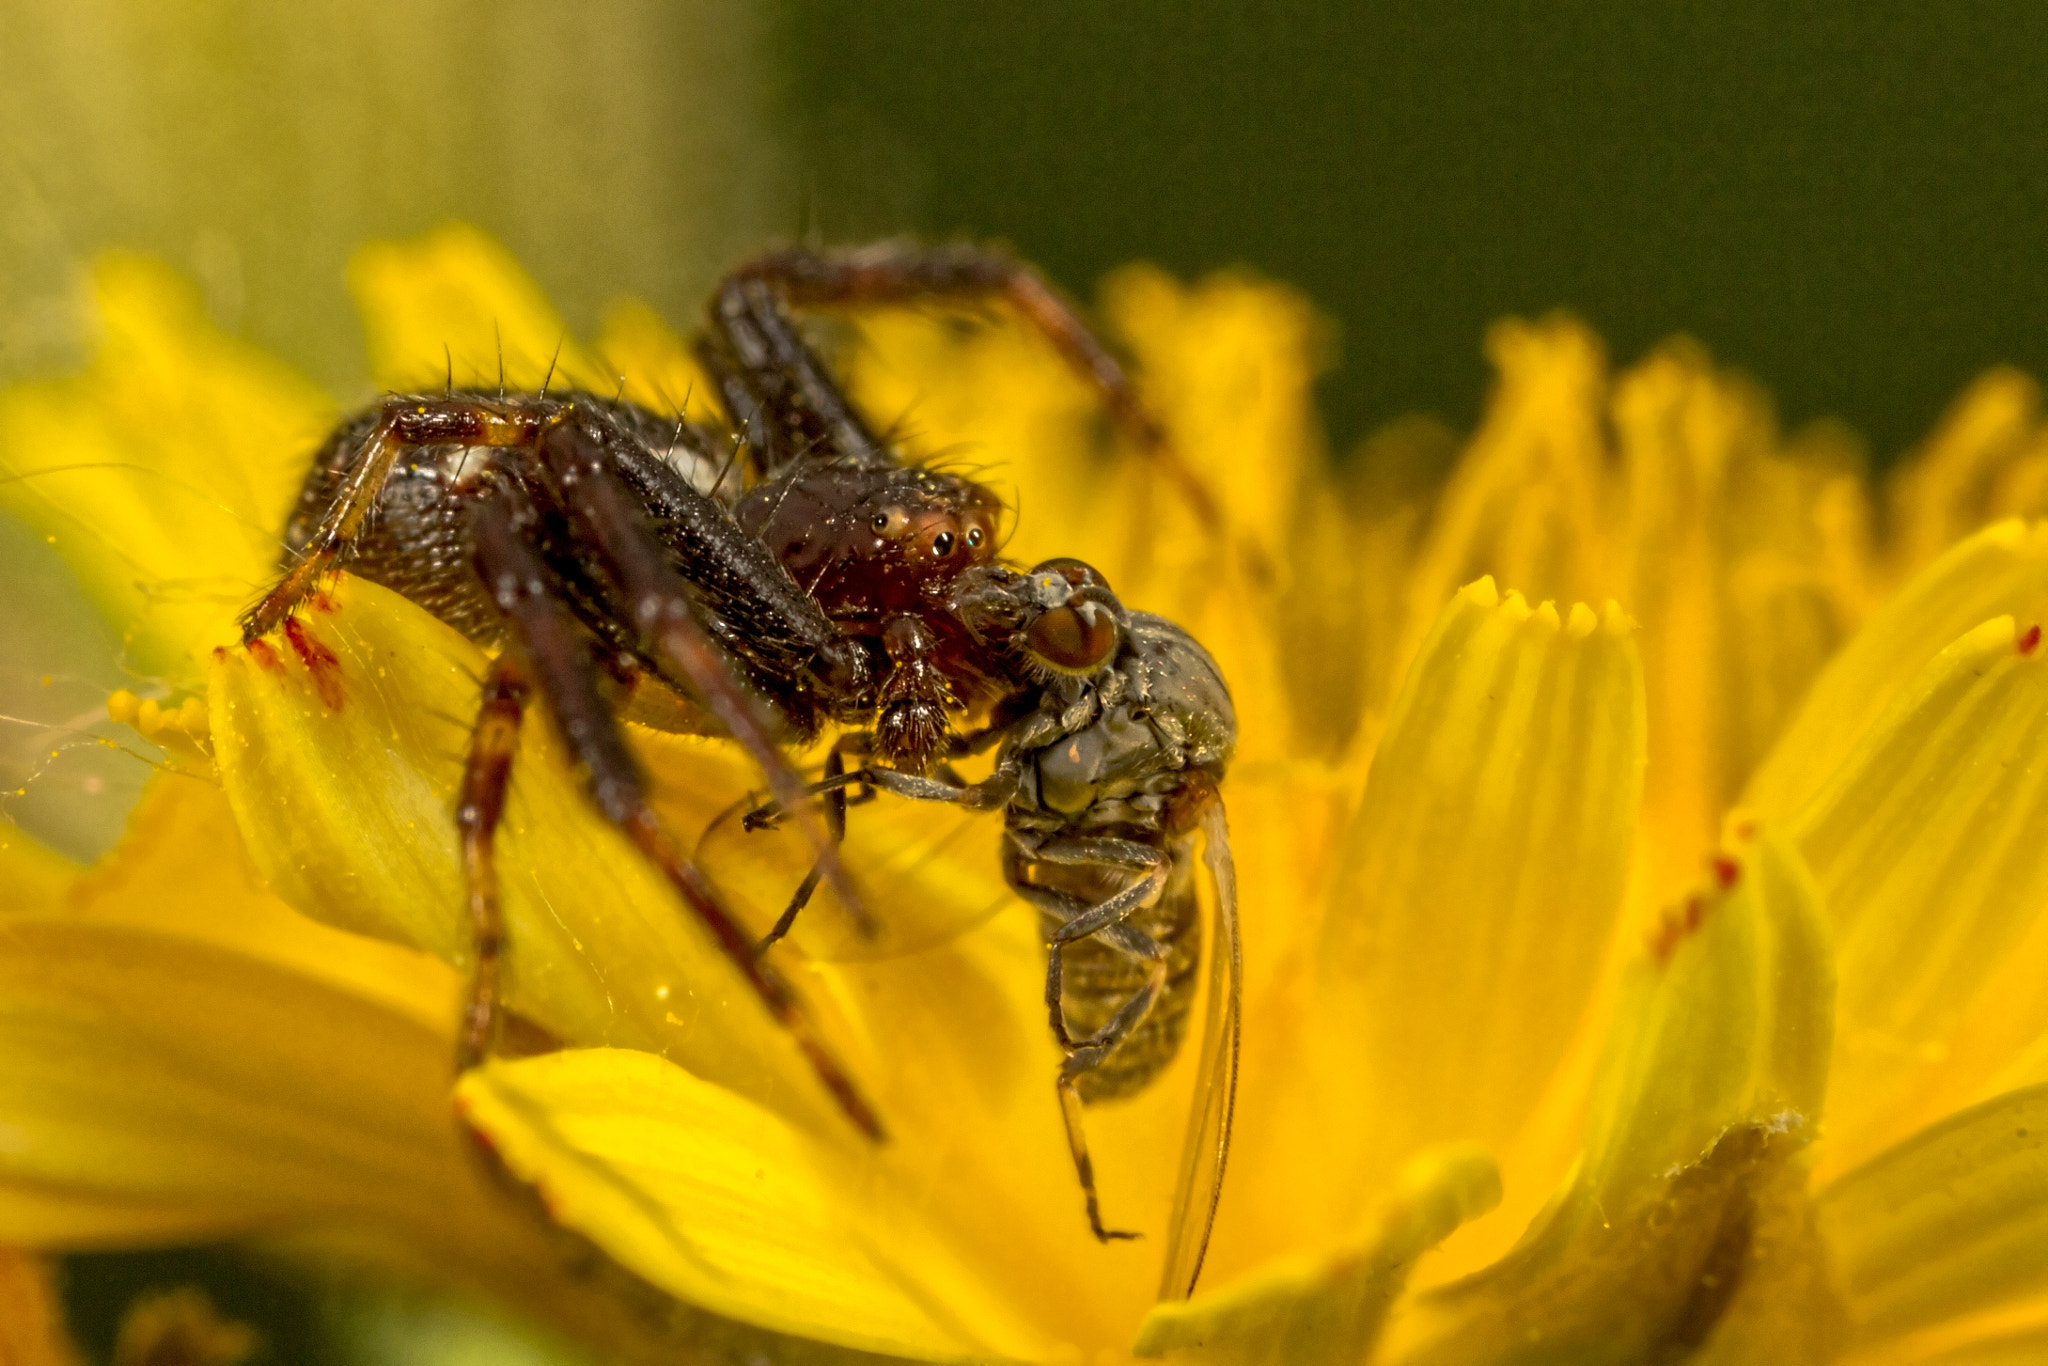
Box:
1042, 860, 1202, 1103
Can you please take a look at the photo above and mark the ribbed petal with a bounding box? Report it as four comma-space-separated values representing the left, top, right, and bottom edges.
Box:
1783, 616, 2048, 1172
0, 256, 331, 678
1819, 1084, 2048, 1353
348, 223, 612, 394
1747, 519, 2048, 821
459, 1049, 1052, 1362
208, 575, 856, 1140
1299, 577, 1644, 1218
0, 919, 904, 1366
1381, 830, 1840, 1364
1130, 1146, 1500, 1365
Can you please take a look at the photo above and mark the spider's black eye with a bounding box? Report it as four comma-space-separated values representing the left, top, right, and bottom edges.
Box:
931, 530, 956, 558
870, 513, 890, 534
966, 527, 985, 548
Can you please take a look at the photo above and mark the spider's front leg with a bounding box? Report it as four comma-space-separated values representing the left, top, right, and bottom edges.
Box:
464, 484, 884, 1140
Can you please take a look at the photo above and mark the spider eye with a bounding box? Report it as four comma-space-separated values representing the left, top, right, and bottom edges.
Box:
966, 526, 985, 549
932, 530, 956, 557
1027, 603, 1119, 674
870, 513, 890, 534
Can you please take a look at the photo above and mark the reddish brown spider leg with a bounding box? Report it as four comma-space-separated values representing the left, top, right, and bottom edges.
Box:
533, 414, 878, 941
728, 243, 1222, 533
471, 487, 885, 1141
242, 395, 552, 642
756, 741, 851, 954
456, 655, 527, 1071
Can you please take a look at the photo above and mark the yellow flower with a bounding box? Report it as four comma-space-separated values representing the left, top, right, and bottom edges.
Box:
7, 224, 2048, 1364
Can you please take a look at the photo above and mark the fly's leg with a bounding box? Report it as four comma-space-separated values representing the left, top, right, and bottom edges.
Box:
470, 485, 884, 1141
243, 394, 557, 641
1015, 839, 1174, 1243
756, 742, 851, 953
455, 656, 527, 1070
723, 243, 1219, 532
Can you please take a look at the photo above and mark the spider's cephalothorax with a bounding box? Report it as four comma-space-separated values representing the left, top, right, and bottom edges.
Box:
244, 242, 1210, 1149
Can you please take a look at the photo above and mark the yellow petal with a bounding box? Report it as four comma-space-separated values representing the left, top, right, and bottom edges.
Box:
0, 255, 333, 678
593, 297, 715, 420
348, 224, 611, 395
0, 919, 880, 1366
1131, 1145, 1499, 1364
458, 1048, 1051, 1361
1888, 369, 2044, 575
0, 827, 75, 916
1380, 829, 1839, 1364
1787, 615, 2048, 1170
1295, 578, 1644, 1218
1746, 519, 2048, 820
1819, 1084, 2048, 1351
0, 1250, 77, 1366
208, 575, 857, 1140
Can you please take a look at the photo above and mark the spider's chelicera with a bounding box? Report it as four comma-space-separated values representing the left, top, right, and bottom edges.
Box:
243, 242, 1239, 1296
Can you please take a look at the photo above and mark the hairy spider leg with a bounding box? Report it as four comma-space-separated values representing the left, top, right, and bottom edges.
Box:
243, 395, 549, 641
728, 242, 1221, 533
455, 655, 525, 1070
531, 409, 877, 940
469, 487, 884, 1141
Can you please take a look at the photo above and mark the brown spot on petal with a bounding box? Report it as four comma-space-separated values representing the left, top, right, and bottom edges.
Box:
1650, 894, 1713, 965
1712, 856, 1742, 890
244, 638, 280, 671
2021, 624, 2041, 655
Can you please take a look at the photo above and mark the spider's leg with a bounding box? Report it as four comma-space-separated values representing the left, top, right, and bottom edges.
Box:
455, 654, 526, 1070
532, 408, 877, 936
730, 242, 1220, 533
470, 485, 884, 1140
244, 394, 557, 641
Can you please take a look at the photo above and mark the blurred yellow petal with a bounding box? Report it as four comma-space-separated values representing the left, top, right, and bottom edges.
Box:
1788, 616, 2048, 1170
1296, 577, 1644, 1220
207, 575, 857, 1140
1381, 829, 1838, 1364
1820, 1085, 2048, 1354
0, 255, 332, 677
459, 1048, 1051, 1361
1747, 518, 2048, 820
348, 223, 611, 394
593, 297, 715, 420
0, 1249, 78, 1366
0, 826, 75, 915
1133, 1146, 1499, 1365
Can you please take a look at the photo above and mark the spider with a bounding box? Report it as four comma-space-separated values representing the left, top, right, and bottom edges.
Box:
240, 242, 1221, 1147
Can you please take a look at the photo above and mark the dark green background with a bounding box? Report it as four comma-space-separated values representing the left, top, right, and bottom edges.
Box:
778, 0, 2048, 461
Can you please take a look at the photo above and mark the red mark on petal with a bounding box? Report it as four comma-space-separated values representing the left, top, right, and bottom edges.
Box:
311, 589, 338, 614
2020, 624, 2041, 655
245, 638, 280, 671
1711, 855, 1742, 890
283, 616, 346, 710
1649, 894, 1711, 965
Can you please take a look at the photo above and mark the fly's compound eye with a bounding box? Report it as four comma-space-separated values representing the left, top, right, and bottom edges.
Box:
1026, 600, 1120, 674
1030, 557, 1111, 592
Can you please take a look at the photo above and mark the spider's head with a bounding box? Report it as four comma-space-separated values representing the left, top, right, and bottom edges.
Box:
738, 464, 1002, 618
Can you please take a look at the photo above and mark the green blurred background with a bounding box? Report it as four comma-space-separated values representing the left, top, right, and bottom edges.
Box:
7, 0, 2048, 1360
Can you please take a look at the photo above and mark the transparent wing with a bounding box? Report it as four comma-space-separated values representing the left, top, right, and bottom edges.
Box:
1156, 794, 1244, 1300
694, 785, 1011, 961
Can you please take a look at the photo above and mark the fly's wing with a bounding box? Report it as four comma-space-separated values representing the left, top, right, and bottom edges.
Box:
1156, 794, 1243, 1300
694, 787, 1011, 960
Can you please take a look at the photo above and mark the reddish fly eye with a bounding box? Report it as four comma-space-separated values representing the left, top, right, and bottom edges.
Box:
1027, 603, 1119, 673
1030, 557, 1110, 592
